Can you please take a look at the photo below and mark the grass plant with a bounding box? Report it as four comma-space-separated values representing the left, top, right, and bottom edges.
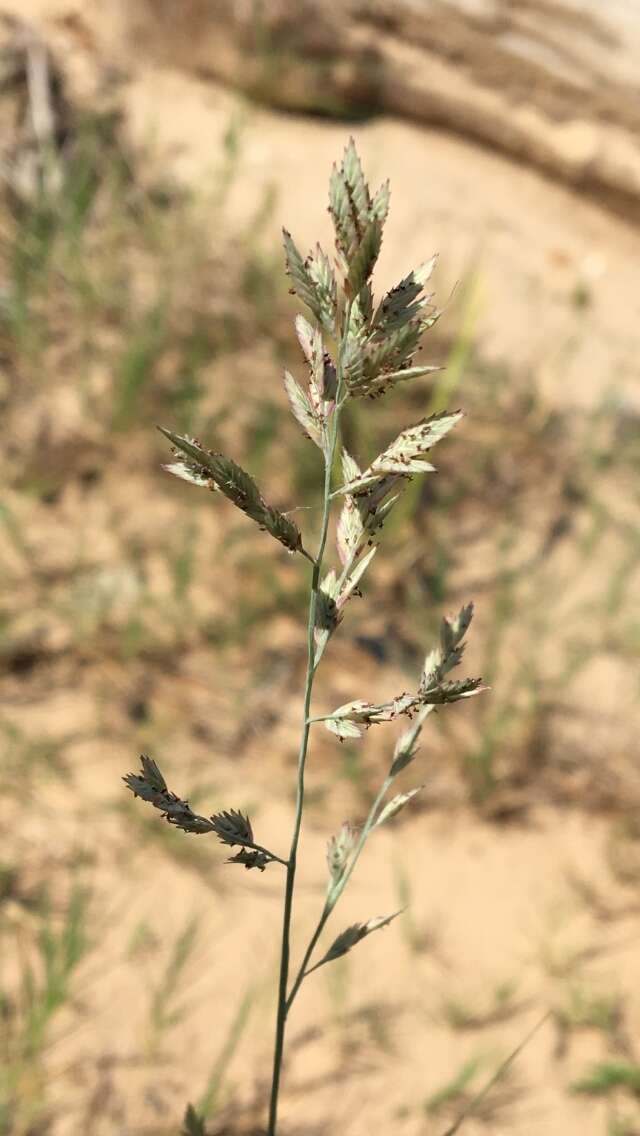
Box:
124, 139, 488, 1133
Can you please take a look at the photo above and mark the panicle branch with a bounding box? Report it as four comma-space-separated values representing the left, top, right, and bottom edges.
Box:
322, 602, 484, 739
306, 911, 402, 975
123, 756, 286, 870
158, 428, 309, 559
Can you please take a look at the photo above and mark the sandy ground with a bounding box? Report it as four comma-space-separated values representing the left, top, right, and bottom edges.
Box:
2, 3, 640, 1135
122, 68, 640, 415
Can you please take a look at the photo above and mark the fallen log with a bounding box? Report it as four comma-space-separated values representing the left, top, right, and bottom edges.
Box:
118, 0, 640, 220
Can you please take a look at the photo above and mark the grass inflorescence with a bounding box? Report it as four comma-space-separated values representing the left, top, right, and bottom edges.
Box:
123, 139, 486, 1134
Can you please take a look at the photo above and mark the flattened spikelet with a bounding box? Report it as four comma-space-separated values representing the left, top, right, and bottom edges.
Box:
159, 429, 305, 555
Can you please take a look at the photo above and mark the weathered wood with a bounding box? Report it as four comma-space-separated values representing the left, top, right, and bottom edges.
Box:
120, 0, 640, 218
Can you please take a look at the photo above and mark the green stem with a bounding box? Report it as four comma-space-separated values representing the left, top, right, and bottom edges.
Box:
285, 774, 392, 1013
287, 677, 434, 1011
267, 305, 351, 1136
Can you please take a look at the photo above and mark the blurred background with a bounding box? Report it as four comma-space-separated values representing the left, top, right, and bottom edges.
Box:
2, 2, 640, 1134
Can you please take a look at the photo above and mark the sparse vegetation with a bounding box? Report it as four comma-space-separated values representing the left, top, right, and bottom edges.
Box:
2, 14, 639, 1135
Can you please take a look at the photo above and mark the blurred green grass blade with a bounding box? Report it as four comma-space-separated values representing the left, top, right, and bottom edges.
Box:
571, 1061, 640, 1098
197, 985, 255, 1118
428, 269, 482, 416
